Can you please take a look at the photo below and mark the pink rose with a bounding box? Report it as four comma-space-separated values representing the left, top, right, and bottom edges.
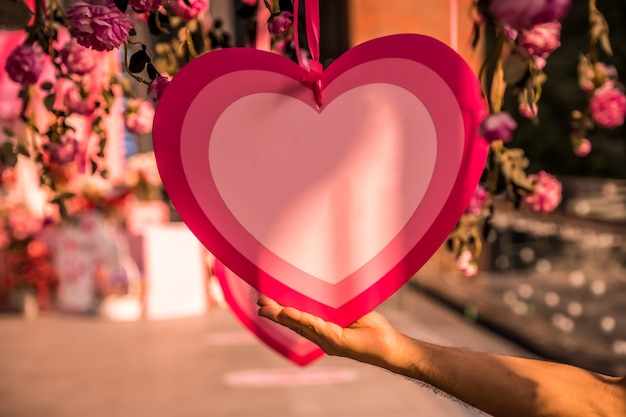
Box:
9, 208, 43, 240
67, 0, 133, 51
48, 133, 79, 165
478, 112, 517, 143
518, 102, 538, 119
170, 0, 208, 20
456, 250, 478, 277
523, 170, 562, 214
518, 22, 561, 62
489, 0, 571, 30
147, 76, 170, 102
5, 44, 42, 86
589, 82, 626, 128
573, 138, 592, 157
129, 0, 167, 11
63, 82, 95, 115
124, 98, 155, 134
59, 42, 97, 75
60, 44, 96, 75
465, 185, 489, 216
268, 11, 294, 35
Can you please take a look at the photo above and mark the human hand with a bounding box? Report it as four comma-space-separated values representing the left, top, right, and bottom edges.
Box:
257, 296, 402, 368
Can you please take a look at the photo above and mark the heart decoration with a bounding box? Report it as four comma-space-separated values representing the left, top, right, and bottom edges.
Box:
153, 30, 488, 326
213, 260, 324, 366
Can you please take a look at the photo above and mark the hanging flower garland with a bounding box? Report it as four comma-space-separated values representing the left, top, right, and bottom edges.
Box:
0, 0, 624, 280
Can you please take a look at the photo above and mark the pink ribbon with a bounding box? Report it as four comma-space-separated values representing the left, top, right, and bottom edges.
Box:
293, 0, 322, 107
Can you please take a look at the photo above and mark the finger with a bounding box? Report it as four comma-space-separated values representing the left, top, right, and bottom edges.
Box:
256, 296, 278, 308
257, 297, 286, 322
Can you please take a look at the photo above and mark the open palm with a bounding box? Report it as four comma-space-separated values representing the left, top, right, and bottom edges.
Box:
257, 297, 401, 367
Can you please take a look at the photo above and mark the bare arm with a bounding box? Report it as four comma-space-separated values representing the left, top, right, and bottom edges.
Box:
257, 297, 626, 417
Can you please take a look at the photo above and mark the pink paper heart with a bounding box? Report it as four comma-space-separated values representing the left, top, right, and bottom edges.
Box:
214, 260, 324, 366
153, 34, 488, 326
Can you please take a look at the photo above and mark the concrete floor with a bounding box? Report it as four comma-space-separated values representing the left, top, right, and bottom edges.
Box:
0, 286, 534, 417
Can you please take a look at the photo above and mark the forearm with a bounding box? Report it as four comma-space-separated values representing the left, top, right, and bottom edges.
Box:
374, 334, 626, 417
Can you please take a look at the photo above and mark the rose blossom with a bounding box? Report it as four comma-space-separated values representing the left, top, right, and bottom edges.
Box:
9, 208, 42, 240
63, 82, 95, 115
67, 0, 133, 51
574, 138, 592, 157
268, 11, 294, 35
518, 102, 538, 119
518, 22, 561, 69
125, 98, 155, 134
465, 185, 489, 216
589, 82, 626, 128
5, 44, 42, 86
147, 76, 170, 102
456, 250, 478, 277
48, 134, 79, 165
129, 0, 167, 11
60, 42, 97, 75
478, 112, 517, 142
489, 0, 571, 30
170, 0, 208, 20
523, 170, 562, 214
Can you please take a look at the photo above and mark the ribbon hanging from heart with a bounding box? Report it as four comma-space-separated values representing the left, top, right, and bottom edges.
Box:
152, 0, 489, 327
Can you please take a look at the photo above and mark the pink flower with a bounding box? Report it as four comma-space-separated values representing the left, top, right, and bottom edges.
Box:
589, 82, 626, 128
63, 82, 95, 115
60, 42, 97, 75
268, 11, 294, 35
48, 134, 79, 165
170, 0, 208, 20
478, 112, 517, 143
489, 0, 571, 30
456, 250, 478, 277
124, 98, 155, 134
129, 0, 167, 11
518, 22, 561, 62
465, 185, 489, 216
518, 102, 538, 119
574, 138, 592, 157
5, 44, 43, 86
523, 170, 562, 214
9, 208, 42, 240
147, 76, 170, 102
67, 0, 133, 51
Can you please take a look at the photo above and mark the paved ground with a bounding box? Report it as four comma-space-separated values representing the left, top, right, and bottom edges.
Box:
0, 285, 534, 417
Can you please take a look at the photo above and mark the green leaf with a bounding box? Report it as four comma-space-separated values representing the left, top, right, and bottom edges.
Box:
502, 55, 528, 86
43, 93, 56, 112
40, 82, 54, 91
0, 0, 33, 31
114, 0, 128, 13
2, 127, 14, 137
0, 142, 18, 167
16, 144, 30, 157
128, 49, 149, 74
146, 63, 158, 80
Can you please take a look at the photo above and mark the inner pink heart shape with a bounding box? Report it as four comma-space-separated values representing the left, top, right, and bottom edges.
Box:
153, 34, 488, 326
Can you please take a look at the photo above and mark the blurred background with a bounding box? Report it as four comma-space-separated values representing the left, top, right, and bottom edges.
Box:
1, 0, 626, 416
